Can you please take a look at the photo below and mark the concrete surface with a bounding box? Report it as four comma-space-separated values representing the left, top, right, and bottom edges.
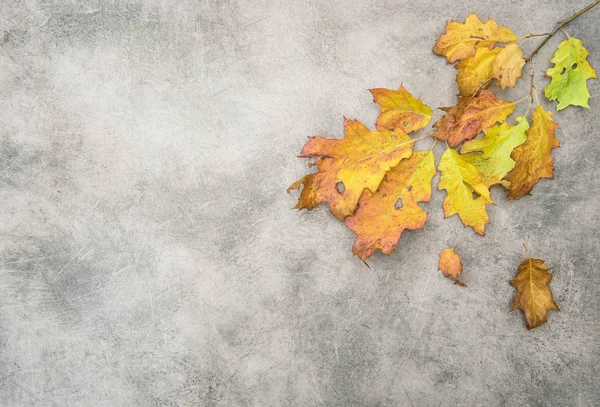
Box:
1, 0, 599, 406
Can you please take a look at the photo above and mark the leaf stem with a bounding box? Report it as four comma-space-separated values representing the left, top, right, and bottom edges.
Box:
525, 0, 600, 62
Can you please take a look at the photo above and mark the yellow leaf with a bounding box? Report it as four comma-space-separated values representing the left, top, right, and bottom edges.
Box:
510, 256, 559, 330
433, 90, 515, 147
433, 14, 517, 63
455, 46, 501, 96
346, 151, 436, 261
288, 119, 414, 220
492, 43, 526, 89
437, 148, 493, 235
438, 247, 466, 287
370, 86, 433, 133
505, 106, 560, 200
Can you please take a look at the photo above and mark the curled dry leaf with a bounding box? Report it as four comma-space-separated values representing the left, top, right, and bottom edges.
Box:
510, 255, 560, 330
455, 47, 501, 96
370, 86, 433, 133
504, 106, 560, 200
438, 247, 466, 287
460, 116, 529, 188
492, 43, 526, 89
433, 14, 517, 63
432, 90, 515, 147
545, 38, 597, 110
437, 148, 493, 236
346, 151, 436, 261
288, 118, 414, 220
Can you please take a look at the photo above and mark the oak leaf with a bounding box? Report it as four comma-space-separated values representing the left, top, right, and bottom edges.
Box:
346, 151, 436, 261
438, 148, 493, 235
288, 119, 414, 220
455, 46, 501, 96
370, 86, 433, 133
504, 106, 560, 200
433, 90, 515, 147
545, 38, 597, 110
460, 117, 529, 188
433, 14, 517, 63
438, 247, 466, 287
510, 255, 560, 330
492, 43, 526, 89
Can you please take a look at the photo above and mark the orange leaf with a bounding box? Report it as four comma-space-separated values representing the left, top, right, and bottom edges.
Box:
370, 86, 433, 133
346, 151, 436, 261
510, 255, 560, 330
433, 14, 517, 63
432, 90, 515, 147
438, 248, 466, 287
492, 43, 526, 89
288, 119, 414, 220
504, 106, 560, 200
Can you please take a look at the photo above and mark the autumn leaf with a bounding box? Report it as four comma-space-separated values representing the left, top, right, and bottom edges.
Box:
434, 14, 517, 63
545, 37, 597, 110
346, 151, 436, 261
510, 254, 560, 330
504, 106, 559, 200
438, 247, 466, 287
460, 117, 529, 188
438, 148, 493, 235
288, 119, 414, 220
492, 43, 526, 89
433, 90, 515, 147
455, 46, 501, 96
370, 86, 433, 133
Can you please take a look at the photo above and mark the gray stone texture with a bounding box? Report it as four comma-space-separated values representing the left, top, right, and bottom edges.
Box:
1, 0, 599, 405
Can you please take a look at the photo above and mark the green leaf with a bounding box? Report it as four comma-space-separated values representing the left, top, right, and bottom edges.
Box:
545, 38, 597, 111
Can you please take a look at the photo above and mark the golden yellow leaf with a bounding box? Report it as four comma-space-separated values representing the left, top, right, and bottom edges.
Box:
438, 148, 493, 235
370, 86, 433, 133
433, 90, 515, 147
510, 255, 560, 330
492, 43, 525, 89
346, 151, 436, 261
504, 106, 560, 200
433, 14, 517, 63
438, 247, 466, 287
455, 46, 501, 96
288, 119, 414, 220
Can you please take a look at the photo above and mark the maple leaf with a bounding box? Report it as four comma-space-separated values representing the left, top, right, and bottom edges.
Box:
459, 117, 529, 188
504, 106, 560, 200
438, 148, 493, 235
433, 14, 517, 63
438, 247, 466, 287
432, 90, 515, 147
288, 119, 414, 220
370, 86, 433, 133
346, 151, 436, 261
510, 254, 560, 330
492, 43, 526, 89
455, 46, 501, 96
545, 38, 597, 110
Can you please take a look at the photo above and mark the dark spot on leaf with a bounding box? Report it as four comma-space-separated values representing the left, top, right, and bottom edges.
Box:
561, 67, 567, 75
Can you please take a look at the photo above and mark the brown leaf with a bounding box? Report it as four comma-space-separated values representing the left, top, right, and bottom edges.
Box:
438, 248, 466, 287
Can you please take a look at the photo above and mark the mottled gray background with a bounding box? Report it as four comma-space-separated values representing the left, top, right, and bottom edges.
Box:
1, 0, 599, 406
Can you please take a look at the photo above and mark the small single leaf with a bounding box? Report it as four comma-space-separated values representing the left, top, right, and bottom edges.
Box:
433, 14, 517, 63
437, 148, 493, 235
433, 90, 515, 147
545, 38, 597, 110
438, 247, 466, 287
346, 151, 436, 261
288, 119, 414, 220
510, 256, 560, 330
455, 46, 501, 96
460, 117, 529, 188
504, 106, 559, 200
492, 43, 526, 89
370, 86, 433, 133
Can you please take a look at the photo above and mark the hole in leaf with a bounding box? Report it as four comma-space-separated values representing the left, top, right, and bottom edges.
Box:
560, 67, 567, 75
572, 63, 578, 69
394, 198, 403, 209
336, 182, 345, 195
472, 191, 481, 200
